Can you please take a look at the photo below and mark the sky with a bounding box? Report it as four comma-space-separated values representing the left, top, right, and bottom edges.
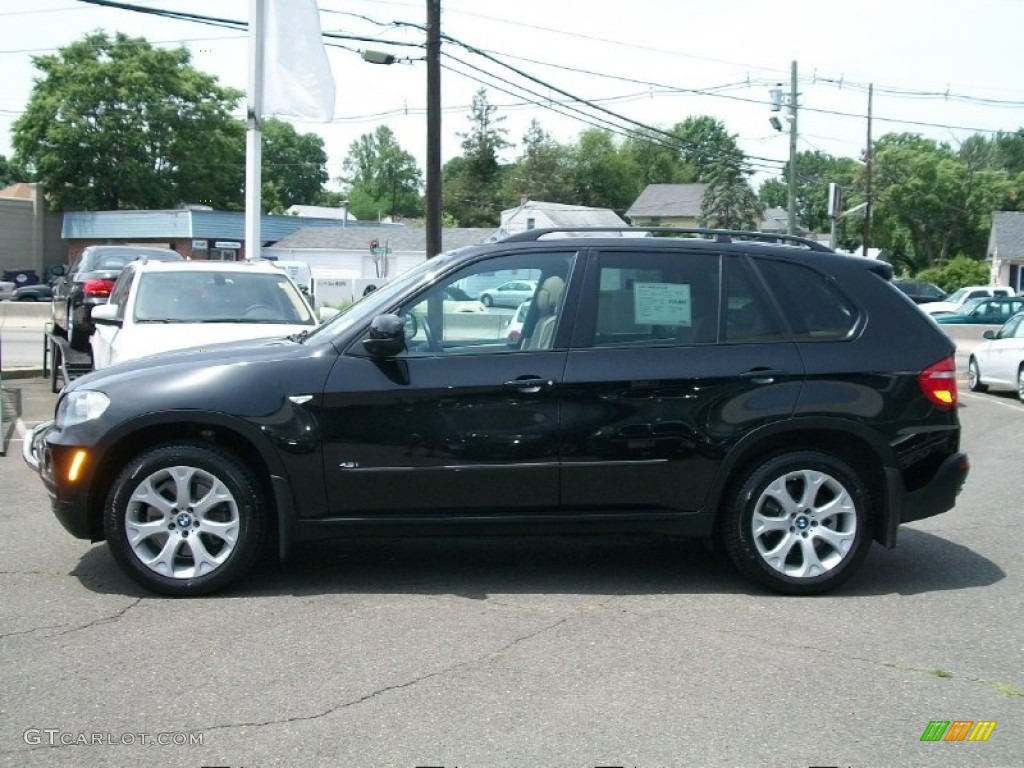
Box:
2, 0, 1024, 196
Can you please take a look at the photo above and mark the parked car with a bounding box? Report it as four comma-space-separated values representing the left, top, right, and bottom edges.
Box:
892, 278, 946, 304
23, 227, 969, 597
931, 296, 1024, 324
0, 280, 14, 301
478, 279, 538, 308
504, 299, 531, 346
922, 284, 1015, 316
90, 259, 318, 370
12, 282, 53, 302
442, 286, 486, 312
967, 310, 1024, 400
51, 245, 183, 350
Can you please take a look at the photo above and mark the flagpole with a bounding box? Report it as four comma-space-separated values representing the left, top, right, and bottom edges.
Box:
244, 0, 264, 262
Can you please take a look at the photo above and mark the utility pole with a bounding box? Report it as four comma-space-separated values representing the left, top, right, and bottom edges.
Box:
862, 83, 873, 258
787, 60, 798, 236
425, 0, 442, 258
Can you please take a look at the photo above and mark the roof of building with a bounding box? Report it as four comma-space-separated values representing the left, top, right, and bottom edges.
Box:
990, 211, 1024, 257
61, 209, 383, 241
625, 184, 707, 219
285, 204, 358, 221
270, 225, 496, 252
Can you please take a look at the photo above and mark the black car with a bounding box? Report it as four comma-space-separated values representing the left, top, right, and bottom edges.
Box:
24, 228, 970, 597
13, 282, 53, 301
51, 245, 183, 350
893, 278, 947, 304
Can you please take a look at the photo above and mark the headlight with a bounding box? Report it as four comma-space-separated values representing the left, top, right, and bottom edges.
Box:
56, 390, 111, 428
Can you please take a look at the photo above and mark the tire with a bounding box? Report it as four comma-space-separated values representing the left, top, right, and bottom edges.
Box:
104, 443, 267, 596
967, 357, 987, 393
480, 294, 493, 308
50, 343, 61, 394
721, 451, 872, 595
1018, 366, 1024, 403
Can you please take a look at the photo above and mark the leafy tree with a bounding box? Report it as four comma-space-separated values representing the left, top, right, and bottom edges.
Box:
623, 129, 695, 186
916, 254, 991, 292
260, 118, 329, 213
565, 129, 640, 211
0, 154, 29, 187
758, 178, 788, 209
500, 119, 573, 206
443, 89, 511, 226
701, 148, 762, 229
672, 116, 742, 181
871, 133, 1008, 272
13, 32, 244, 211
340, 125, 421, 220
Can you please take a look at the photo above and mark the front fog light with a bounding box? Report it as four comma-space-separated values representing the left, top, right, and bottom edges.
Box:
56, 390, 111, 428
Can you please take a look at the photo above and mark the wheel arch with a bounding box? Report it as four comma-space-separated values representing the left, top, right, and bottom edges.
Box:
706, 420, 893, 546
84, 412, 291, 544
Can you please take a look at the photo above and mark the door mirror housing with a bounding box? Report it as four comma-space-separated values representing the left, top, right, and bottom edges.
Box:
91, 303, 121, 326
362, 313, 406, 358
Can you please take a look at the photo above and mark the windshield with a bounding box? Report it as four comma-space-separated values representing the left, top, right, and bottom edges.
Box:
945, 288, 969, 304
300, 251, 464, 344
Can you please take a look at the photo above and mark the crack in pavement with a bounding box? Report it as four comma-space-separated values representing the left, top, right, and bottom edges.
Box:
50, 598, 144, 637
199, 610, 582, 735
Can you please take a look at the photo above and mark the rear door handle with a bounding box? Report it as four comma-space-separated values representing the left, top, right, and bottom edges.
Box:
504, 376, 554, 394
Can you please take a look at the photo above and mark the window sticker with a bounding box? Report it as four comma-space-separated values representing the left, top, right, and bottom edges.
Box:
634, 282, 692, 326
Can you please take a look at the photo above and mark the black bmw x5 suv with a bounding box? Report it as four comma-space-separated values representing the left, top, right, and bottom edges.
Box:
24, 228, 969, 596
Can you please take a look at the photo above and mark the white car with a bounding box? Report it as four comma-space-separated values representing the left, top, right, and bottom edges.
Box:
922, 285, 1015, 316
90, 259, 318, 370
967, 310, 1024, 401
478, 279, 537, 309
503, 299, 530, 346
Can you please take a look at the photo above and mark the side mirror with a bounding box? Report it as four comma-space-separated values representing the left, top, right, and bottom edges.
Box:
362, 313, 406, 358
91, 303, 121, 326
983, 329, 996, 340
50, 265, 67, 278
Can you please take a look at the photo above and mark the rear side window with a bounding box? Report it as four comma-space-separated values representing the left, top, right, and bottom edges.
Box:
756, 259, 857, 340
724, 256, 785, 343
591, 250, 720, 346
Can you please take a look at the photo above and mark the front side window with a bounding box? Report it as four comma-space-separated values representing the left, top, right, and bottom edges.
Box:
396, 252, 574, 356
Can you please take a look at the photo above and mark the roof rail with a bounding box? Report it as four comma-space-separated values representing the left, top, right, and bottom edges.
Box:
499, 226, 833, 252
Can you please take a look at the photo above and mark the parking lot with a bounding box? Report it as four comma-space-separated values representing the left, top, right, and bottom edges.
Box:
0, 373, 1021, 768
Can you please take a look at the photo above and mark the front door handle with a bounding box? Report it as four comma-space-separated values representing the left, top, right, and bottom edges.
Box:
504, 376, 553, 394
739, 368, 787, 385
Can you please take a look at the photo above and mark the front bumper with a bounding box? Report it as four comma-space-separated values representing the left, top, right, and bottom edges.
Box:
23, 419, 97, 541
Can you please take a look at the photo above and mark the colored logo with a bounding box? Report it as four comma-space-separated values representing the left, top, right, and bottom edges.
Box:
920, 720, 996, 742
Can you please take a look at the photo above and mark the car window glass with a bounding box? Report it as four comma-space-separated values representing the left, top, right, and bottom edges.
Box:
757, 259, 857, 340
396, 253, 571, 356
109, 268, 135, 320
590, 250, 720, 347
725, 256, 785, 342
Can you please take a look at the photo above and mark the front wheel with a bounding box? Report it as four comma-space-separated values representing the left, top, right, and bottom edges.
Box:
104, 443, 267, 596
721, 451, 872, 595
1018, 366, 1024, 403
480, 294, 493, 308
968, 357, 987, 393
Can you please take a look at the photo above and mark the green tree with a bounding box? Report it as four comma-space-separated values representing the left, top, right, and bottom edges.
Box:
443, 89, 511, 226
623, 129, 695, 186
701, 148, 762, 229
13, 31, 244, 211
916, 254, 991, 292
672, 116, 742, 181
260, 118, 329, 213
340, 125, 422, 220
500, 119, 573, 205
871, 133, 1008, 272
0, 154, 29, 187
565, 129, 641, 211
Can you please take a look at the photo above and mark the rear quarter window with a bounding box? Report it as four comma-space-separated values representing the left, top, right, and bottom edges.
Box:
756, 259, 858, 340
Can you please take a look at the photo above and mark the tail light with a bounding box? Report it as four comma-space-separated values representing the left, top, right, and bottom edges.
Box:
83, 278, 115, 299
918, 356, 958, 408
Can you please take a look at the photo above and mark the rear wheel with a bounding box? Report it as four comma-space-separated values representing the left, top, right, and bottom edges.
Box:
967, 357, 987, 393
104, 443, 267, 596
1018, 366, 1024, 403
721, 451, 872, 595
480, 293, 493, 307
66, 305, 88, 352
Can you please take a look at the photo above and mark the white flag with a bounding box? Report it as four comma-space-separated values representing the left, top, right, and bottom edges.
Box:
261, 0, 336, 122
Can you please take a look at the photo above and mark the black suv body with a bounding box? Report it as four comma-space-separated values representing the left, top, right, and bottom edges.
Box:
51, 245, 183, 350
24, 229, 969, 596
